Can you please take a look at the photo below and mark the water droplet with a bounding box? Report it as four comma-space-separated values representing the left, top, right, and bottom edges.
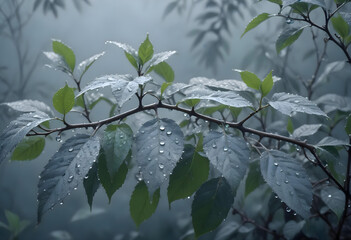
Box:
328, 194, 332, 198
163, 173, 167, 177
175, 140, 179, 144
68, 175, 74, 183
293, 100, 299, 103
84, 175, 89, 179
235, 165, 239, 168
274, 195, 278, 199
38, 175, 41, 179
56, 135, 62, 142
43, 188, 47, 192
159, 150, 164, 154
223, 148, 228, 152
119, 134, 124, 139
295, 172, 300, 176
117, 87, 121, 91
149, 171, 153, 175
276, 181, 281, 186
135, 172, 143, 181
212, 143, 217, 149
74, 187, 78, 190
284, 180, 289, 184
159, 126, 165, 131
159, 163, 164, 169
68, 148, 74, 152
148, 157, 152, 161
187, 196, 191, 199
286, 207, 291, 213
160, 141, 165, 146
60, 202, 64, 205
274, 162, 279, 166
141, 130, 145, 134
166, 131, 172, 135
293, 212, 297, 216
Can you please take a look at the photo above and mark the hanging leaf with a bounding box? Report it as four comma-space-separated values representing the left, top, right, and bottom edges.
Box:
52, 40, 76, 72
260, 150, 312, 219
37, 134, 100, 222
269, 92, 327, 117
1, 99, 53, 116
191, 177, 234, 237
167, 145, 209, 206
98, 150, 128, 203
11, 137, 45, 161
102, 124, 133, 178
134, 118, 184, 196
83, 162, 100, 210
53, 84, 75, 115
331, 14, 349, 39
320, 186, 345, 219
0, 112, 52, 165
292, 124, 322, 138
276, 27, 306, 53
76, 52, 105, 79
203, 131, 249, 190
241, 13, 271, 37
130, 181, 160, 227
138, 34, 154, 65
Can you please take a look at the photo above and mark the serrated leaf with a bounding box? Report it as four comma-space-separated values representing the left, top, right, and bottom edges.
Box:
316, 93, 351, 113
245, 161, 264, 197
346, 114, 351, 135
134, 118, 184, 196
203, 131, 249, 190
191, 177, 234, 237
1, 99, 53, 116
283, 220, 305, 240
148, 51, 176, 69
260, 150, 312, 218
316, 136, 350, 147
261, 71, 273, 97
98, 150, 128, 203
138, 35, 154, 65
320, 186, 345, 218
83, 162, 100, 210
167, 145, 209, 205
331, 14, 349, 39
0, 112, 52, 165
53, 84, 75, 115
76, 52, 105, 79
130, 181, 160, 227
276, 27, 305, 53
11, 137, 45, 161
154, 62, 174, 82
238, 71, 261, 90
191, 76, 250, 92
181, 90, 252, 109
269, 92, 327, 117
292, 124, 322, 138
37, 134, 100, 223
241, 13, 271, 37
52, 40, 76, 72
102, 124, 133, 177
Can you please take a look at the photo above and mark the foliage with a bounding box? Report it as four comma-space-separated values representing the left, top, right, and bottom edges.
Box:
1, 1, 351, 239
33, 0, 91, 17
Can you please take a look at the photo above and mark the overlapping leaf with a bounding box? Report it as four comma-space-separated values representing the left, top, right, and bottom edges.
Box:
260, 150, 312, 219
0, 112, 52, 164
292, 124, 322, 138
276, 27, 306, 53
203, 131, 249, 190
83, 162, 100, 210
76, 52, 105, 79
316, 94, 351, 113
37, 134, 100, 222
11, 137, 45, 161
320, 186, 345, 218
134, 118, 184, 196
1, 100, 54, 116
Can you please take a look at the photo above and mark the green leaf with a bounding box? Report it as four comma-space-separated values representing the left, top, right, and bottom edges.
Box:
160, 82, 172, 96
130, 181, 160, 227
276, 27, 305, 53
53, 84, 75, 115
345, 114, 351, 135
98, 150, 128, 203
37, 135, 100, 223
283, 220, 305, 240
167, 145, 209, 206
135, 118, 184, 196
203, 131, 249, 190
283, 0, 326, 8
269, 92, 327, 117
138, 34, 154, 65
320, 186, 345, 219
125, 51, 138, 70
154, 62, 175, 82
241, 13, 271, 37
287, 118, 294, 134
52, 40, 76, 72
102, 124, 133, 178
83, 162, 100, 210
238, 71, 261, 90
76, 52, 105, 79
11, 136, 45, 161
191, 177, 234, 237
292, 124, 322, 138
4, 210, 30, 237
331, 14, 349, 39
245, 161, 264, 197
268, 0, 283, 5
261, 71, 273, 97
260, 150, 312, 218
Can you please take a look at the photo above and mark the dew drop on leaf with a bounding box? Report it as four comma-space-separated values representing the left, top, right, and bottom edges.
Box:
159, 141, 165, 146
166, 131, 172, 135
286, 207, 291, 213
68, 175, 74, 183
159, 126, 165, 131
159, 163, 164, 169
68, 148, 74, 152
274, 162, 279, 166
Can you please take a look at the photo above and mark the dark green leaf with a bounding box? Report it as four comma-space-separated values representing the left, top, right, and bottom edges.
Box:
287, 118, 294, 134
292, 124, 322, 138
260, 150, 312, 218
269, 92, 327, 117
261, 71, 273, 97
241, 13, 271, 37
130, 181, 160, 227
83, 162, 100, 210
102, 124, 133, 177
268, 0, 283, 5
125, 52, 138, 70
331, 14, 349, 39
0, 112, 52, 165
203, 131, 249, 190
37, 135, 100, 222
98, 150, 128, 203
191, 177, 234, 237
154, 62, 175, 82
53, 84, 75, 115
345, 114, 351, 135
276, 27, 305, 53
320, 186, 345, 218
52, 40, 76, 72
135, 118, 184, 196
167, 145, 209, 205
11, 137, 45, 161
138, 34, 154, 65
238, 71, 261, 90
